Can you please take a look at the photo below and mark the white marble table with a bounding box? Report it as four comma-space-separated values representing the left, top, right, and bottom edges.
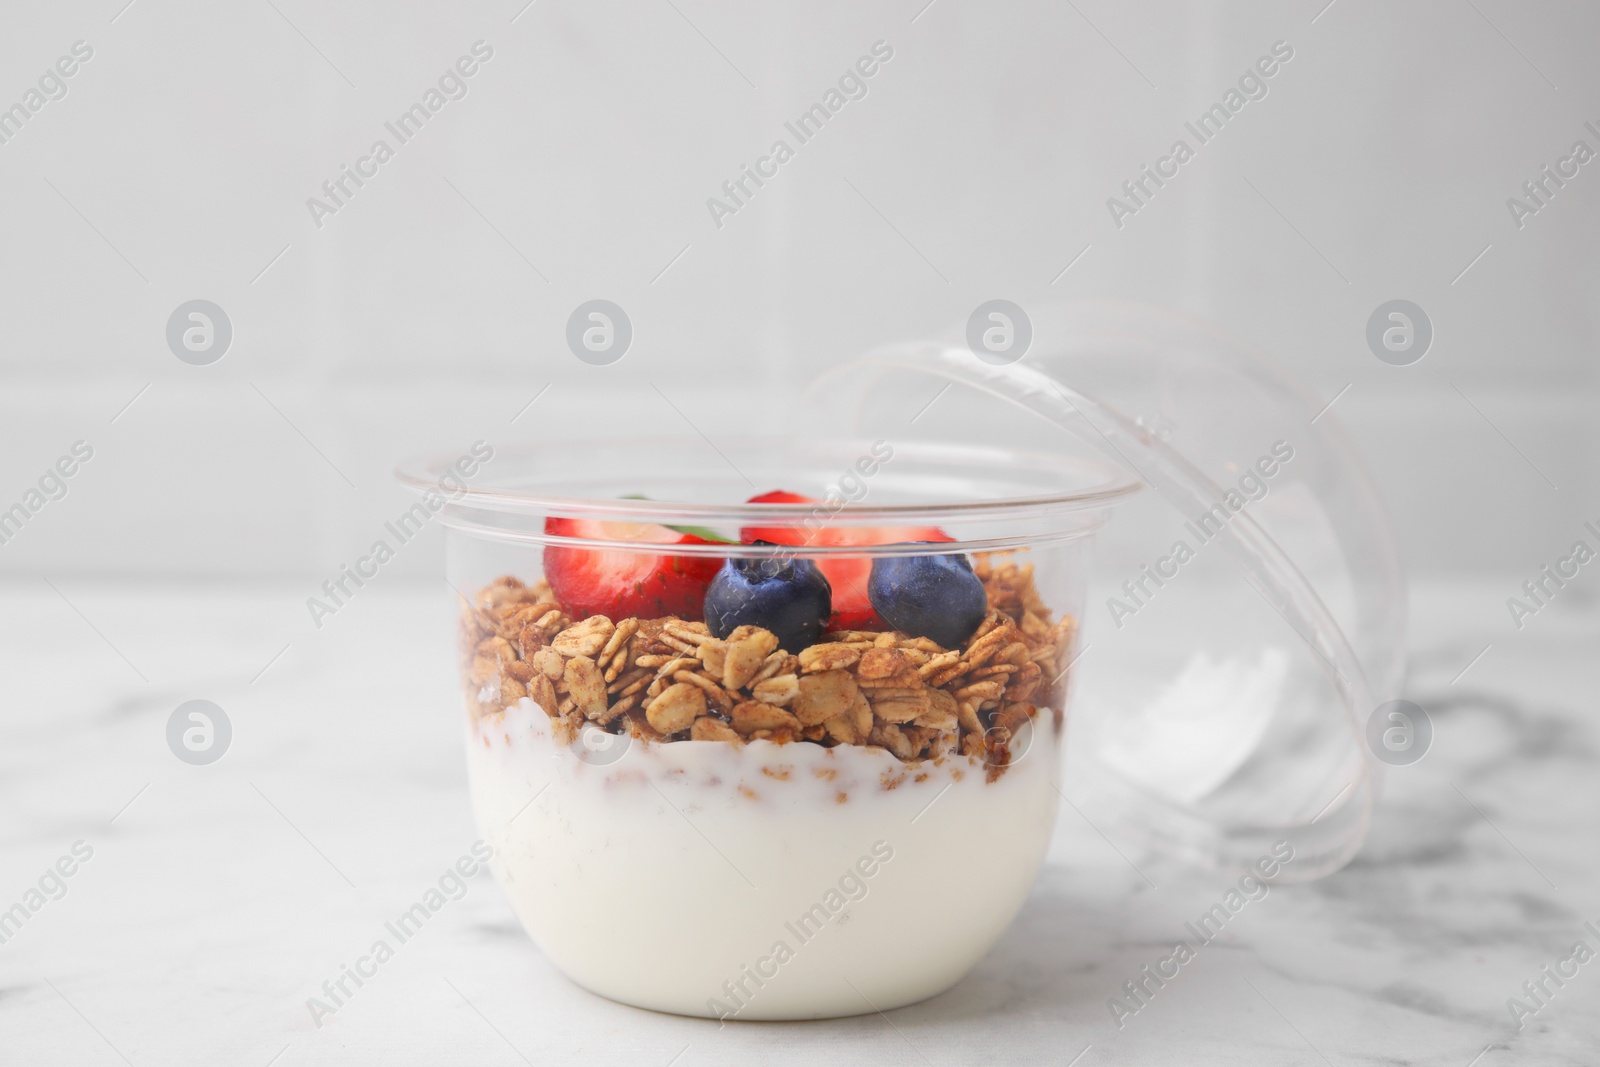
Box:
2, 578, 1595, 1065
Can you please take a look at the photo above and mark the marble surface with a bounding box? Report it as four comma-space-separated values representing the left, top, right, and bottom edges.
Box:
2, 577, 1596, 1066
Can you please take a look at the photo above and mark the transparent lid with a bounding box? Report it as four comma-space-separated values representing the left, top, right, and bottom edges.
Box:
802, 300, 1405, 882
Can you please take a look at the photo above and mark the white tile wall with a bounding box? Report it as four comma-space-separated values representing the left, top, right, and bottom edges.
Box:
0, 0, 1594, 579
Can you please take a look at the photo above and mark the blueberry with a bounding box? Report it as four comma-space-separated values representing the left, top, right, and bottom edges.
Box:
704, 546, 832, 651
867, 547, 988, 648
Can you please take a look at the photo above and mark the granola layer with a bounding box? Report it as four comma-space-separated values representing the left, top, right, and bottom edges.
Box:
459, 557, 1075, 776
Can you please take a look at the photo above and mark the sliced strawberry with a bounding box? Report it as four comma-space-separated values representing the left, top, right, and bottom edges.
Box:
739, 491, 953, 632
543, 517, 722, 620
740, 489, 820, 545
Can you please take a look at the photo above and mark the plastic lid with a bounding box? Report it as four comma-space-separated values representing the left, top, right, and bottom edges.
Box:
801, 300, 1405, 882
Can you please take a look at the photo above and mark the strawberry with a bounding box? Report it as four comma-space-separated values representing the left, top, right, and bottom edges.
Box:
740, 491, 953, 632
543, 517, 723, 621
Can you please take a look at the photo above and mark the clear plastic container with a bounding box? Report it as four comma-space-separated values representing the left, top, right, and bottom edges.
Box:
397, 436, 1138, 1020
398, 299, 1405, 1020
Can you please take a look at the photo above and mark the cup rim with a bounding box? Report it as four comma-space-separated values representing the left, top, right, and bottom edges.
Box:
394, 437, 1143, 532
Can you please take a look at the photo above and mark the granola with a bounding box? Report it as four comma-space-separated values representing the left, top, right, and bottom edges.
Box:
458, 556, 1075, 778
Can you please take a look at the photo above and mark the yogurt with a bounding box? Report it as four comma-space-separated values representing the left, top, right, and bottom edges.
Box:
467, 697, 1063, 1020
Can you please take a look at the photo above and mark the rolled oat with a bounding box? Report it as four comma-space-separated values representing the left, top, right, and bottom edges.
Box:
458, 552, 1074, 776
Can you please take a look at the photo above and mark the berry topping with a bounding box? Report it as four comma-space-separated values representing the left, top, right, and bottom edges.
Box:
543, 517, 722, 620
741, 490, 953, 631
867, 547, 989, 648
742, 489, 814, 508
703, 545, 832, 651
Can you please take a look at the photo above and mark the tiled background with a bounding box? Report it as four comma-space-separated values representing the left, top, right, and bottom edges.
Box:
0, 0, 1595, 584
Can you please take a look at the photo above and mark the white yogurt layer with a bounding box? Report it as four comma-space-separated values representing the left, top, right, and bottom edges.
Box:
466, 697, 1063, 1020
